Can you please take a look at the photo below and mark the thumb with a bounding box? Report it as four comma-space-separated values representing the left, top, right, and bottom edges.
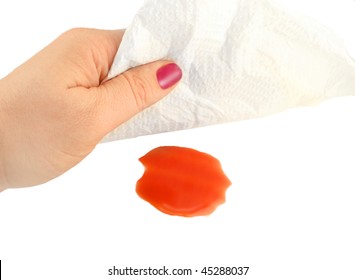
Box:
94, 60, 182, 136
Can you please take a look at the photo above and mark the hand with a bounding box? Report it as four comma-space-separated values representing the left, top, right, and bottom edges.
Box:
0, 28, 182, 190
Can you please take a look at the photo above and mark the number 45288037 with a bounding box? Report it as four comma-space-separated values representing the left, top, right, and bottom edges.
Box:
201, 267, 249, 276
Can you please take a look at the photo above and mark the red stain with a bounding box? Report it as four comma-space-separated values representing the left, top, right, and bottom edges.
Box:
136, 146, 232, 217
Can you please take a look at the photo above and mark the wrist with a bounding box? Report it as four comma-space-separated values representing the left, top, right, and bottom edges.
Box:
0, 79, 9, 190
0, 150, 7, 190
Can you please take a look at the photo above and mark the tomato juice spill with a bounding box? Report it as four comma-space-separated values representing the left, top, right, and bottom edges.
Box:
136, 146, 232, 217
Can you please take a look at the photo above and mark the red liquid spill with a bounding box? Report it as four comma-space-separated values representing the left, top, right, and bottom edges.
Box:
136, 146, 232, 217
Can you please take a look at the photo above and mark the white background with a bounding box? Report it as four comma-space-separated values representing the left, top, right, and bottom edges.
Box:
1, 1, 355, 279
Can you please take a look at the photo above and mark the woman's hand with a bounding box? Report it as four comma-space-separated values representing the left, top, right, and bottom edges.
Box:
0, 28, 182, 190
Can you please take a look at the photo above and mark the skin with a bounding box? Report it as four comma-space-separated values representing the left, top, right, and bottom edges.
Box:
0, 28, 179, 190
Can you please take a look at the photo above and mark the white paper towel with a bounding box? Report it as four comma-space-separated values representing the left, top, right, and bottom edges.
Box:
105, 0, 355, 141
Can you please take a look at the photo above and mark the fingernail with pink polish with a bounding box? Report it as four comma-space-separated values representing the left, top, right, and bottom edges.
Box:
157, 63, 183, 90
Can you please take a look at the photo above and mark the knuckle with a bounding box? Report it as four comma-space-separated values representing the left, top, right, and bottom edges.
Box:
61, 28, 83, 40
121, 71, 151, 111
64, 27, 86, 37
61, 28, 94, 43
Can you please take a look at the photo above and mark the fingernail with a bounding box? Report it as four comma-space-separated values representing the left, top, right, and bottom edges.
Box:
156, 63, 183, 89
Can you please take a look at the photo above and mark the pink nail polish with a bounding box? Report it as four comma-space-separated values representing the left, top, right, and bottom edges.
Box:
156, 63, 183, 89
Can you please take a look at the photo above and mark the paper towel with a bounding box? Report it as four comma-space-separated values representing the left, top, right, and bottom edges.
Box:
105, 0, 355, 141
